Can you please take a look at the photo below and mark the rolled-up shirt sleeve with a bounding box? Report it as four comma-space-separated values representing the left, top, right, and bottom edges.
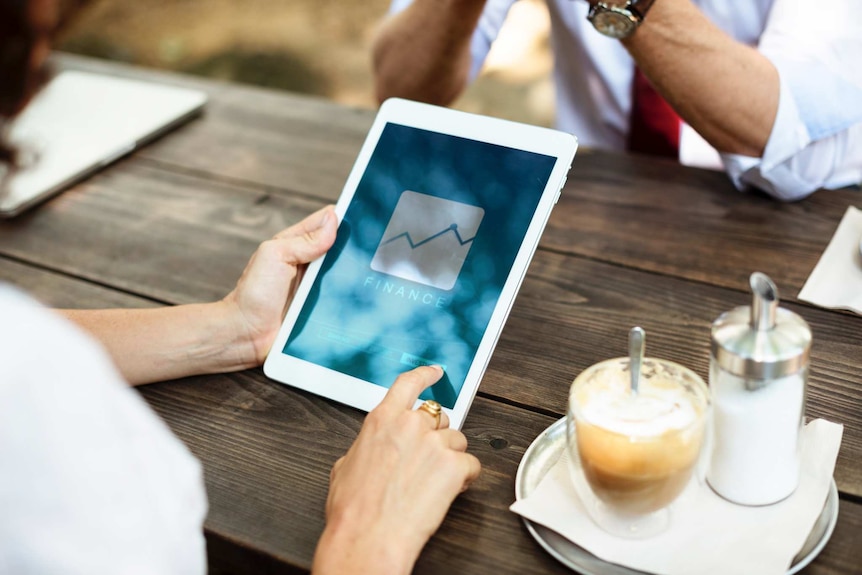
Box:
721, 0, 862, 201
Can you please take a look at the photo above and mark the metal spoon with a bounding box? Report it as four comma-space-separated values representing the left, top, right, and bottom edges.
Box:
628, 326, 645, 395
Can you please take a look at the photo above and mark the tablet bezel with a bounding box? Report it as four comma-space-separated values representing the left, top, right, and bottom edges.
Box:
263, 98, 577, 429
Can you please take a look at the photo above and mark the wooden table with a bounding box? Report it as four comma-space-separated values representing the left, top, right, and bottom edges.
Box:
3, 54, 861, 574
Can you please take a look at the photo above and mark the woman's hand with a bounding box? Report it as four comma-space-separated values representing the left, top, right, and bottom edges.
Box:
221, 204, 337, 368
313, 366, 482, 575
61, 205, 337, 384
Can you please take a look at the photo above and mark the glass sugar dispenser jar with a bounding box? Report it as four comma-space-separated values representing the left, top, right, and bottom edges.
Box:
706, 272, 812, 506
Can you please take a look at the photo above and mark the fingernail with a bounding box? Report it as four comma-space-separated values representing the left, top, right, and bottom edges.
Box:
316, 209, 331, 230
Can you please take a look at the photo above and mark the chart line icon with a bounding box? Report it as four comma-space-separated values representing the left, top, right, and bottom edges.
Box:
379, 223, 476, 249
371, 191, 484, 290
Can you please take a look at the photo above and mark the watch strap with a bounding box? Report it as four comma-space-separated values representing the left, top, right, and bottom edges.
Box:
627, 0, 657, 21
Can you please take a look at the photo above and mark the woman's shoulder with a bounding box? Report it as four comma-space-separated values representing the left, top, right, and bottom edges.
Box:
0, 283, 208, 573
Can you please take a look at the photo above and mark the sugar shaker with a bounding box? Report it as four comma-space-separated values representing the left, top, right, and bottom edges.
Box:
707, 272, 811, 505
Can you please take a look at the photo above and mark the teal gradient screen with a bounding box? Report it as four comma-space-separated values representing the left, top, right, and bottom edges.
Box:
283, 123, 556, 407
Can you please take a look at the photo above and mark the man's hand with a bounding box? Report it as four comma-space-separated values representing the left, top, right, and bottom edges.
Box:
372, 0, 488, 106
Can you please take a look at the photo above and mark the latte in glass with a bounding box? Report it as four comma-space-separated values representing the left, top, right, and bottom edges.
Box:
566, 358, 709, 537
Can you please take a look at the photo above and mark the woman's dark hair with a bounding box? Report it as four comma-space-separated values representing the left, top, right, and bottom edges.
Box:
0, 2, 34, 114
0, 0, 55, 166
0, 0, 88, 168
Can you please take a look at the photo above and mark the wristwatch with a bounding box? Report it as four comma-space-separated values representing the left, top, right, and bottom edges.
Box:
587, 0, 656, 39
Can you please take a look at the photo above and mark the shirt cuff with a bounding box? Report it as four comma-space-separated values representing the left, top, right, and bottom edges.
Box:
469, 1, 515, 81
720, 75, 814, 201
388, 0, 412, 14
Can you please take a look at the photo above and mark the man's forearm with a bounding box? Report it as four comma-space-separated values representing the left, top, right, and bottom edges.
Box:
372, 0, 488, 105
623, 0, 779, 157
61, 302, 256, 386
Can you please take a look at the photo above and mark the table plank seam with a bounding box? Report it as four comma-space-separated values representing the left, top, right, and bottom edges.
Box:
205, 526, 310, 574
477, 390, 563, 420
839, 491, 862, 505
0, 253, 173, 307
536, 242, 788, 301
132, 156, 334, 207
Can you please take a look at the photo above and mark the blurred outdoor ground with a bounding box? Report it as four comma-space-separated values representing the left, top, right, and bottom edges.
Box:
57, 0, 555, 127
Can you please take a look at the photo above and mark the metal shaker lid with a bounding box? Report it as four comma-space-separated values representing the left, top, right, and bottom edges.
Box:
711, 272, 812, 380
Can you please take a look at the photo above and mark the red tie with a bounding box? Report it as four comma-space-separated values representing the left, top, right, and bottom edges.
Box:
627, 67, 681, 159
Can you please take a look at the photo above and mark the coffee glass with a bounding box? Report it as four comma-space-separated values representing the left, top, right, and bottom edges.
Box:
566, 357, 709, 538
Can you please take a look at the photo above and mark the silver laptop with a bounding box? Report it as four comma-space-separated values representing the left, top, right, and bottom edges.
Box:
0, 70, 207, 218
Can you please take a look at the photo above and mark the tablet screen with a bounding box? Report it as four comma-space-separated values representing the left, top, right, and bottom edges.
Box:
282, 122, 556, 408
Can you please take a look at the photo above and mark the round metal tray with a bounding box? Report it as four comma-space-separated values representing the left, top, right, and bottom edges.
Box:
515, 417, 839, 575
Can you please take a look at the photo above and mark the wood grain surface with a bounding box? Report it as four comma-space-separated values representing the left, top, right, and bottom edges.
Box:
1, 54, 859, 574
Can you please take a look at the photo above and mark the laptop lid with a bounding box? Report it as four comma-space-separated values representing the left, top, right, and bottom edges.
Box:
0, 70, 207, 218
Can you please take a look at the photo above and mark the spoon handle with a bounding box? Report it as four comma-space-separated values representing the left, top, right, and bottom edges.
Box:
629, 326, 645, 395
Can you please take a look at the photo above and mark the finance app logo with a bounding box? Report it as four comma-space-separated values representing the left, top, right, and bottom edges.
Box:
371, 191, 484, 290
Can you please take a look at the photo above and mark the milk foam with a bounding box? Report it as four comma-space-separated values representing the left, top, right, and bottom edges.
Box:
573, 375, 700, 438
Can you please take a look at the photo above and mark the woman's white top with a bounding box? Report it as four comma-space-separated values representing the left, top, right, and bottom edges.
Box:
0, 286, 207, 574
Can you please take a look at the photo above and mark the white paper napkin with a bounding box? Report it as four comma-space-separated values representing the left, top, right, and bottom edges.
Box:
510, 419, 843, 575
798, 206, 862, 314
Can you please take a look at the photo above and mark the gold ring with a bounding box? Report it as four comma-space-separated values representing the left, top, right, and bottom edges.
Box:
418, 399, 443, 430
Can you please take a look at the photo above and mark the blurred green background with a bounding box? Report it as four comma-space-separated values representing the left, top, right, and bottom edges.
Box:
57, 0, 554, 127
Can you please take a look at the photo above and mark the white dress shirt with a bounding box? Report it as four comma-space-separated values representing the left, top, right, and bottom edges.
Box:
390, 0, 862, 200
0, 286, 207, 574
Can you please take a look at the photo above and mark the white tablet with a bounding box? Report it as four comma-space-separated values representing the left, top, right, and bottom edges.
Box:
263, 98, 577, 429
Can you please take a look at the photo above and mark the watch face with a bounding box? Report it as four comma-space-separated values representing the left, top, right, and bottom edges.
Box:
591, 8, 638, 39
